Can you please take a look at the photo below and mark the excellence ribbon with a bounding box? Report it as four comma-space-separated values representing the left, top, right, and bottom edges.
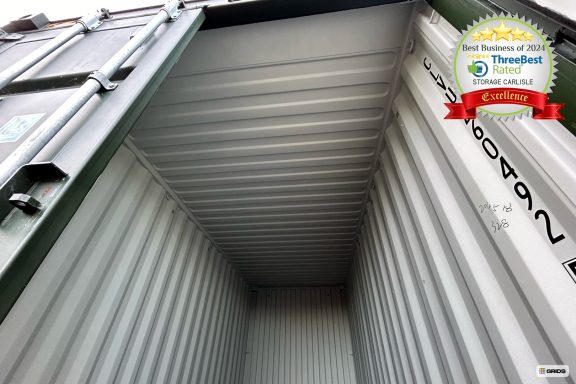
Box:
444, 88, 565, 120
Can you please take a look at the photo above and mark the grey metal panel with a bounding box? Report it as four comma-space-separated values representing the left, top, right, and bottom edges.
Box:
347, 8, 576, 383
0, 145, 250, 384
242, 287, 357, 384
129, 3, 415, 286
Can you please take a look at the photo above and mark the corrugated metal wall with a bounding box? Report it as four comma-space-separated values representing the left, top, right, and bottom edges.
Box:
243, 287, 357, 384
0, 145, 250, 384
347, 9, 576, 384
129, 3, 415, 286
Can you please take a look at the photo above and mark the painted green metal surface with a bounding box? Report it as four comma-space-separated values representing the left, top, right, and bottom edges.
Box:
550, 55, 576, 136
0, 10, 205, 324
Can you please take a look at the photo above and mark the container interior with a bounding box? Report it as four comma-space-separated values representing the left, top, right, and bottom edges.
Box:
124, 8, 412, 380
1, 2, 575, 384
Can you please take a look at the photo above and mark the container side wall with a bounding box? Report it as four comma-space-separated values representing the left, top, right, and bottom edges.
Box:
347, 12, 576, 383
0, 145, 250, 384
242, 287, 357, 384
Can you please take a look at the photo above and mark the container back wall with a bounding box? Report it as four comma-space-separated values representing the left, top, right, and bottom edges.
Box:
243, 287, 357, 384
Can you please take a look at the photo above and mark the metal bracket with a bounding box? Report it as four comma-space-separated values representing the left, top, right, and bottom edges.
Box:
162, 0, 185, 21
88, 71, 118, 92
554, 28, 576, 63
0, 162, 67, 220
9, 193, 42, 214
78, 13, 102, 31
77, 8, 109, 31
99, 8, 111, 20
0, 28, 24, 41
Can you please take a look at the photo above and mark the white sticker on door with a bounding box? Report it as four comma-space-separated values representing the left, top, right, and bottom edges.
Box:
0, 113, 45, 143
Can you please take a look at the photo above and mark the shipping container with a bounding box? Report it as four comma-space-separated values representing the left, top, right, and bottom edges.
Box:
0, 0, 575, 383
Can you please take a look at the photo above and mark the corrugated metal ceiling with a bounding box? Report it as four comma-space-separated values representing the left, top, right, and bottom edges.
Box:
129, 3, 415, 286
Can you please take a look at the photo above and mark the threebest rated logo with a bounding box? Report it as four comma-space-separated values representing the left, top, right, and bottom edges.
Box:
446, 15, 564, 120
467, 60, 488, 77
537, 365, 569, 378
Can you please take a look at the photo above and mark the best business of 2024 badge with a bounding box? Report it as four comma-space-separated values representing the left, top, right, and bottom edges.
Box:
446, 14, 564, 120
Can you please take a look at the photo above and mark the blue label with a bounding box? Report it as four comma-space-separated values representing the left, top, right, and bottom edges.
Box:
0, 113, 45, 143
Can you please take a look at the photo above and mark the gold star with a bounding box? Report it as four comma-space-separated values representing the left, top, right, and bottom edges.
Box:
480, 27, 494, 41
493, 21, 512, 40
472, 31, 481, 41
511, 27, 524, 41
524, 31, 534, 41
475, 53, 482, 59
